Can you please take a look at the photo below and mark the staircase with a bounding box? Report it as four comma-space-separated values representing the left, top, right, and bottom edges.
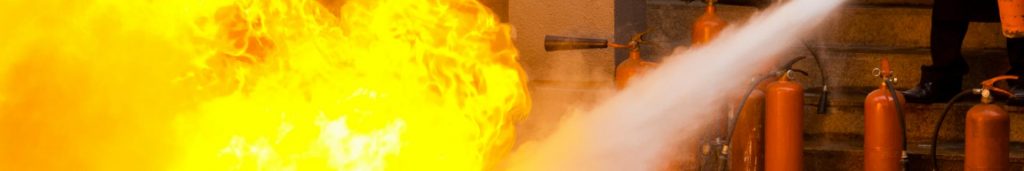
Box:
646, 0, 1024, 170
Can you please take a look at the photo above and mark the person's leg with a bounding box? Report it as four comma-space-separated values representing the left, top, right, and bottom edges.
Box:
928, 19, 970, 72
1005, 38, 1024, 102
903, 0, 970, 103
1007, 38, 1024, 76
1005, 0, 1024, 80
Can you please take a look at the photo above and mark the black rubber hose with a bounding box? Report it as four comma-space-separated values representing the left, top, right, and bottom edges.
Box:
781, 56, 807, 70
802, 42, 829, 114
930, 89, 974, 171
883, 79, 908, 170
726, 76, 771, 144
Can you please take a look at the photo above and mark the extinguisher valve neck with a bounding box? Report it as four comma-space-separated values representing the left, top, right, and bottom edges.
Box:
981, 89, 993, 104
779, 70, 791, 81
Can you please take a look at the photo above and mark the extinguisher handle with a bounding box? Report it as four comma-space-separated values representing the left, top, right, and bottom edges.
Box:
627, 31, 649, 46
779, 56, 807, 71
981, 75, 1019, 97
990, 88, 1014, 98
787, 69, 810, 77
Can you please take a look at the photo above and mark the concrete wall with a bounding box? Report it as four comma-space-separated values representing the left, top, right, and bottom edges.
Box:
615, 0, 648, 64
479, 0, 509, 22
509, 0, 647, 142
511, 0, 616, 84
510, 0, 617, 142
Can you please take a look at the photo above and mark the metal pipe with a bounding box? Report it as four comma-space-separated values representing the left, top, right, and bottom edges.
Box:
543, 35, 609, 51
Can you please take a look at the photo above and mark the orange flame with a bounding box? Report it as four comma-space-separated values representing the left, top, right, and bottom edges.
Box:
0, 0, 528, 170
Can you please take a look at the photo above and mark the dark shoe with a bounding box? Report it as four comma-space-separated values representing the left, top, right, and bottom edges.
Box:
1008, 86, 1024, 106
1006, 72, 1024, 106
902, 66, 964, 103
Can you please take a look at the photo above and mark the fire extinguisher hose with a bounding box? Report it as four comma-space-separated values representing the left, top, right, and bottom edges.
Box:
883, 79, 909, 170
802, 41, 830, 114
728, 76, 768, 138
929, 89, 974, 171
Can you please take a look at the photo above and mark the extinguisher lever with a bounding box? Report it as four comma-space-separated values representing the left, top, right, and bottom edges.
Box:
990, 88, 1015, 98
779, 56, 807, 71
981, 75, 1019, 97
787, 69, 810, 77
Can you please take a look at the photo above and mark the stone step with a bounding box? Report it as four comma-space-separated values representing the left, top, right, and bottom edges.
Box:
645, 3, 1005, 55
650, 0, 935, 8
772, 46, 1022, 143
786, 47, 1011, 92
849, 0, 933, 7
810, 6, 1003, 50
803, 135, 1024, 170
798, 87, 1024, 143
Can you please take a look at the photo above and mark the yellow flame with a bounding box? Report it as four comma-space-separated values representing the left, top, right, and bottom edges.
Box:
0, 0, 528, 170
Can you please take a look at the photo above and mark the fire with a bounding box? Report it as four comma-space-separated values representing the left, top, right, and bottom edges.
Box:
0, 0, 528, 170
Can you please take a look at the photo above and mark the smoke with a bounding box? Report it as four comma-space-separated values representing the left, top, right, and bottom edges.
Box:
504, 0, 845, 170
515, 48, 619, 145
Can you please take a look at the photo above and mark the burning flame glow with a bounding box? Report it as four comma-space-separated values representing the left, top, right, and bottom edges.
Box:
0, 0, 529, 170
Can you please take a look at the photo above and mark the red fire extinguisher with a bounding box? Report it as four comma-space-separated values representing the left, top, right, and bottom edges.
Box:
727, 77, 767, 171
542, 32, 657, 90
613, 33, 658, 90
692, 0, 728, 46
965, 75, 1016, 170
725, 57, 805, 171
929, 75, 1018, 170
998, 0, 1024, 38
863, 57, 907, 171
765, 69, 805, 171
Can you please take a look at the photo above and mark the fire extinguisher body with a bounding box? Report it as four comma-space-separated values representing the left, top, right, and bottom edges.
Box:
730, 89, 765, 171
692, 4, 728, 46
615, 49, 656, 89
765, 78, 803, 171
863, 83, 905, 171
998, 0, 1024, 38
965, 104, 1010, 170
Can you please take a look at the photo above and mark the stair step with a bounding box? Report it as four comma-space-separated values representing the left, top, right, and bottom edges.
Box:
850, 0, 933, 7
812, 6, 1003, 50
646, 3, 1005, 55
788, 48, 1011, 91
803, 135, 1024, 170
795, 86, 1024, 143
648, 0, 935, 8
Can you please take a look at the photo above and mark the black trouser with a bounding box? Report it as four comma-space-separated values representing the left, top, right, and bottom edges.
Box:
931, 0, 1024, 76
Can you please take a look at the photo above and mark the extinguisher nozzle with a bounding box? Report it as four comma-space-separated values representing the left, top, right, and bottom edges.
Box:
544, 35, 609, 51
816, 86, 828, 114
